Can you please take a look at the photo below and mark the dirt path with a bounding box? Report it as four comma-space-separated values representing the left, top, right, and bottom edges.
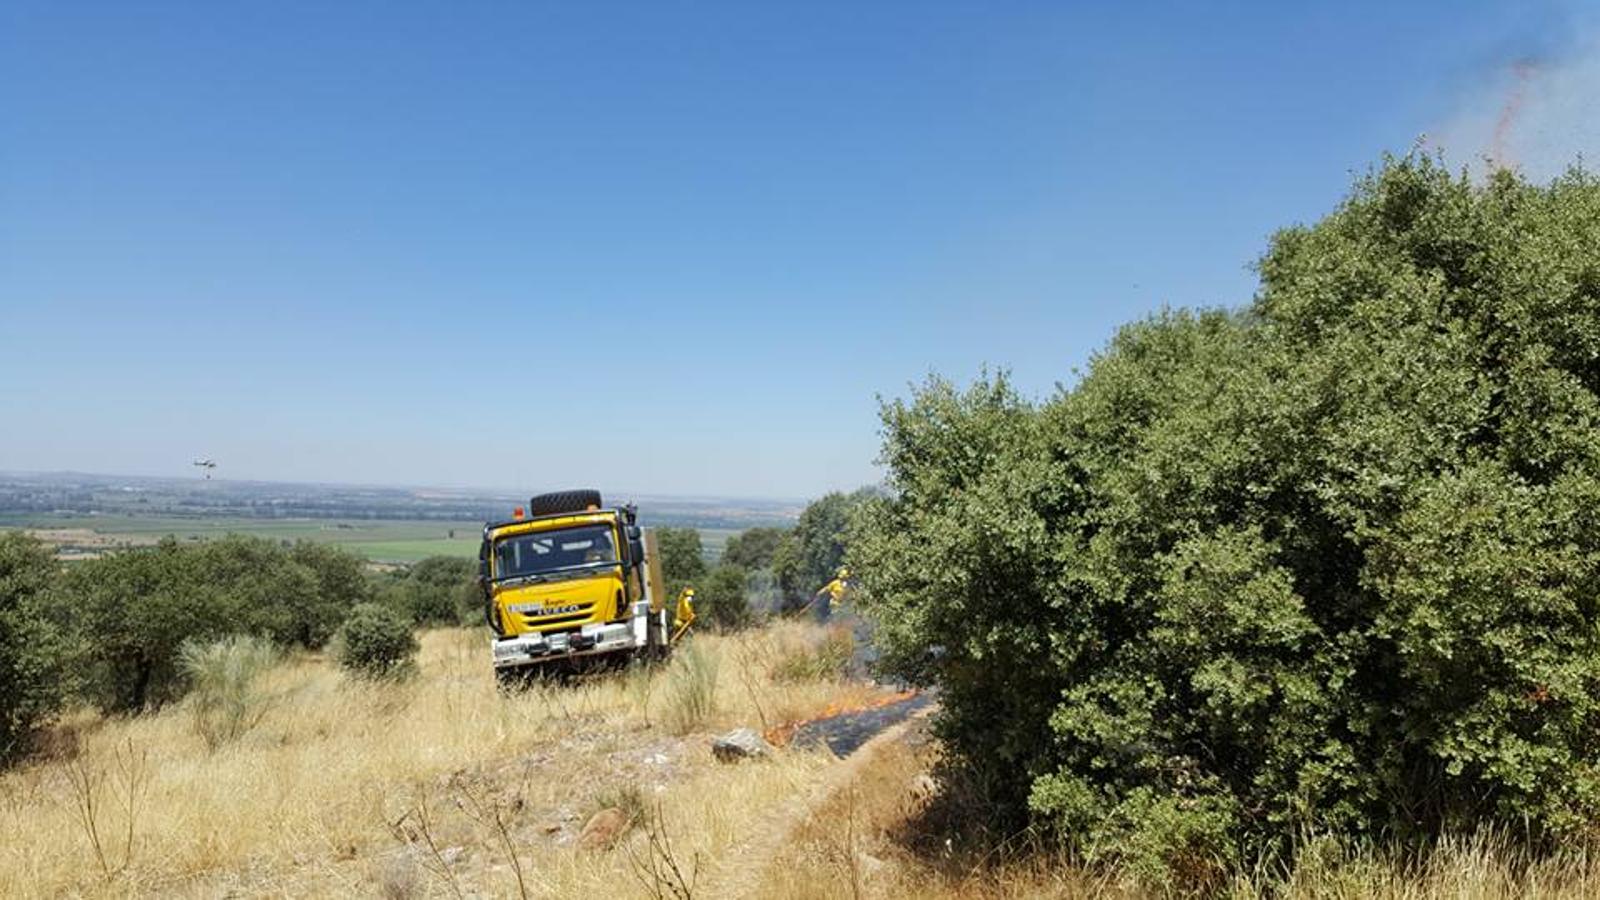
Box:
699, 699, 938, 899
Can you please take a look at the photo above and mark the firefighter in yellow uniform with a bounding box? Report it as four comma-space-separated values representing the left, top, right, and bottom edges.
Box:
814, 566, 852, 622
673, 586, 697, 641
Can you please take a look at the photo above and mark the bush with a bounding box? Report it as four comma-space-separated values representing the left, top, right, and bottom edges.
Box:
697, 564, 753, 630
594, 782, 648, 824
65, 535, 370, 712
336, 603, 419, 680
721, 527, 788, 570
854, 157, 1600, 883
772, 490, 874, 609
67, 537, 239, 711
656, 527, 706, 596
372, 555, 477, 626
0, 532, 74, 761
198, 536, 322, 647
179, 635, 279, 750
285, 541, 372, 645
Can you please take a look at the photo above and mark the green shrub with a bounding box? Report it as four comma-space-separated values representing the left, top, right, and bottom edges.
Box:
697, 564, 753, 630
336, 603, 419, 680
66, 537, 238, 711
198, 535, 322, 648
854, 157, 1600, 883
389, 555, 477, 626
0, 532, 75, 761
656, 527, 707, 597
179, 635, 279, 750
772, 491, 874, 608
285, 541, 372, 645
721, 527, 788, 570
65, 535, 370, 712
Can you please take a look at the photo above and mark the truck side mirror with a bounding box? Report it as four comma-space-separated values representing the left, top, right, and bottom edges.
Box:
630, 538, 645, 565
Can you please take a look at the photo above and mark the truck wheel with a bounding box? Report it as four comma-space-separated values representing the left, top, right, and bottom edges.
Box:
528, 489, 603, 516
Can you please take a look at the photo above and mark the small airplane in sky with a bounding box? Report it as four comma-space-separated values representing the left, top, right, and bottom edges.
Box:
193, 458, 217, 479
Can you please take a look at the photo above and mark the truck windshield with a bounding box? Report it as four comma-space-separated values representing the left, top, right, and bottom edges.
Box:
493, 524, 617, 580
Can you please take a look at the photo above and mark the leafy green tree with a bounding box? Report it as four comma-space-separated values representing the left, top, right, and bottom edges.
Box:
286, 541, 372, 645
375, 555, 475, 625
64, 535, 372, 711
697, 564, 752, 630
68, 538, 238, 711
0, 532, 75, 761
773, 490, 873, 607
655, 527, 707, 596
407, 555, 475, 594
721, 527, 788, 570
854, 157, 1600, 884
198, 535, 321, 648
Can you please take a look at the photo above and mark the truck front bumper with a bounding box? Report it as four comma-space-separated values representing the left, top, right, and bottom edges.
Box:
492, 602, 651, 669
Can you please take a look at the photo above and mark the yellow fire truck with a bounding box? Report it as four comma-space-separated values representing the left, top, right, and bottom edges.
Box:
478, 489, 688, 683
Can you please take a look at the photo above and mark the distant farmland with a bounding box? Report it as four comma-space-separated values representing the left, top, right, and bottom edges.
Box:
7, 514, 483, 563
8, 513, 743, 564
0, 472, 793, 564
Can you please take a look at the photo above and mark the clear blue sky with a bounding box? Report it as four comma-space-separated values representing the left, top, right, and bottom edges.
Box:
2, 1, 1593, 498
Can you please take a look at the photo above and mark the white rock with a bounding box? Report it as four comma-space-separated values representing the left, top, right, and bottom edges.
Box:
712, 727, 773, 762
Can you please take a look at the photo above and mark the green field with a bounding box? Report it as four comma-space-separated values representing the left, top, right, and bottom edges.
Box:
337, 537, 483, 562
5, 513, 742, 565
695, 527, 738, 561
4, 513, 482, 564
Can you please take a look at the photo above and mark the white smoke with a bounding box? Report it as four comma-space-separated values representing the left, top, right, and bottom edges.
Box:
1427, 34, 1600, 181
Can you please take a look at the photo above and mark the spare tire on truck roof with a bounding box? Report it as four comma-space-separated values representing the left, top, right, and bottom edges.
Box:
528, 489, 603, 516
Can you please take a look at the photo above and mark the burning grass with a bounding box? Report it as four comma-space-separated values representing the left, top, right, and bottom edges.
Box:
763, 690, 921, 748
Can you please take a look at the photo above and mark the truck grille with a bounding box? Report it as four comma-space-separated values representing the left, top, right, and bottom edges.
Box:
522, 605, 592, 629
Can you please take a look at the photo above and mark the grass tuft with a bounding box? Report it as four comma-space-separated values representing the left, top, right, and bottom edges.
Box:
771, 625, 854, 683
595, 782, 649, 825
662, 641, 720, 735
179, 635, 280, 751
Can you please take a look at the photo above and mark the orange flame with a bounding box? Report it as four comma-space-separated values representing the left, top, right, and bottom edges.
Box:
763, 690, 919, 747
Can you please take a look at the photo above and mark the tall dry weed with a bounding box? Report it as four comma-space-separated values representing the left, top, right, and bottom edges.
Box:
179, 635, 279, 750
663, 641, 719, 735
771, 625, 853, 683
62, 738, 148, 881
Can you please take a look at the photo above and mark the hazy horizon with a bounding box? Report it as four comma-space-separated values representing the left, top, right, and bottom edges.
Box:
0, 467, 812, 506
6, 2, 1597, 496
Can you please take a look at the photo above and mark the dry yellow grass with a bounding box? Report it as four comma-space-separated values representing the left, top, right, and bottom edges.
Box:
0, 621, 888, 898
14, 620, 1587, 899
